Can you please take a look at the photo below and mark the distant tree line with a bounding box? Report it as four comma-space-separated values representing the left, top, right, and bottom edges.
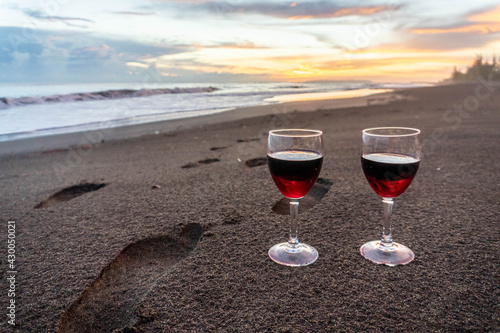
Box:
449, 55, 500, 82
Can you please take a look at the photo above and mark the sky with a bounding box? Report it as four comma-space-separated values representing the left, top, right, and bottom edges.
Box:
0, 0, 499, 83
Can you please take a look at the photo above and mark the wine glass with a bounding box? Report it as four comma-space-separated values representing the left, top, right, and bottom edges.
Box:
360, 127, 422, 266
267, 129, 324, 266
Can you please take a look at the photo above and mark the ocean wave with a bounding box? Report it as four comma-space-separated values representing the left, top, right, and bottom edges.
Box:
0, 105, 233, 142
0, 86, 219, 109
275, 85, 304, 89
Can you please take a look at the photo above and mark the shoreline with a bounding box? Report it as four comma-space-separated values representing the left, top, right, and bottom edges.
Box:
0, 89, 406, 156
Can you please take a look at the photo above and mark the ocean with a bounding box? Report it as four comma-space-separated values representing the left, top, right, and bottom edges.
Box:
0, 81, 428, 142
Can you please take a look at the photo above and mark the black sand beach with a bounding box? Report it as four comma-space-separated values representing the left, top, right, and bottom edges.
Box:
0, 83, 499, 332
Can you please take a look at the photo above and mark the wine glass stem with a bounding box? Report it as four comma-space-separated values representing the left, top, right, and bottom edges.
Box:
288, 199, 300, 249
381, 197, 394, 248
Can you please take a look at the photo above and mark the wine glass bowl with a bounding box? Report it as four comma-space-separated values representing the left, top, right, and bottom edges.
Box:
267, 129, 324, 266
360, 127, 421, 266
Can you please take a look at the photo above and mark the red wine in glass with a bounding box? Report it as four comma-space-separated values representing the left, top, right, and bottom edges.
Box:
362, 153, 420, 198
267, 129, 323, 266
360, 127, 422, 266
268, 151, 323, 199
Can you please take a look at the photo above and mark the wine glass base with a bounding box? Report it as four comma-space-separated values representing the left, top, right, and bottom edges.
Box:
360, 241, 414, 266
268, 242, 318, 267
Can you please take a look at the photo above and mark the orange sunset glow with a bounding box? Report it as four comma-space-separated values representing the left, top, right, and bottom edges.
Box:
1, 1, 499, 83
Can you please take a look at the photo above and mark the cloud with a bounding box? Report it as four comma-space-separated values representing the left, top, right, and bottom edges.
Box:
71, 44, 115, 62
0, 26, 191, 82
315, 57, 453, 71
403, 4, 500, 50
112, 11, 156, 16
150, 0, 401, 20
284, 4, 400, 20
267, 2, 397, 20
0, 25, 266, 83
410, 4, 500, 35
407, 32, 499, 51
156, 55, 233, 71
144, 66, 272, 83
207, 41, 266, 49
11, 52, 30, 67
22, 9, 94, 28
155, 0, 215, 3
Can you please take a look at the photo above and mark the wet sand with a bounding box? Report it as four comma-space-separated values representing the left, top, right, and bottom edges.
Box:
0, 83, 499, 332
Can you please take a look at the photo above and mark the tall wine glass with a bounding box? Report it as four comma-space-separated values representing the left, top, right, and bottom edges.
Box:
267, 129, 324, 266
360, 127, 421, 266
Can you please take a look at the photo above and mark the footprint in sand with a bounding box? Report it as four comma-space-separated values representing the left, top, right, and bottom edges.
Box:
209, 146, 227, 151
58, 223, 204, 333
181, 158, 220, 169
197, 158, 220, 165
245, 157, 267, 168
272, 178, 333, 215
34, 183, 107, 209
236, 138, 260, 143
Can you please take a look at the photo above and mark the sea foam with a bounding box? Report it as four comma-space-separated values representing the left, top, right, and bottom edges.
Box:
0, 86, 218, 109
